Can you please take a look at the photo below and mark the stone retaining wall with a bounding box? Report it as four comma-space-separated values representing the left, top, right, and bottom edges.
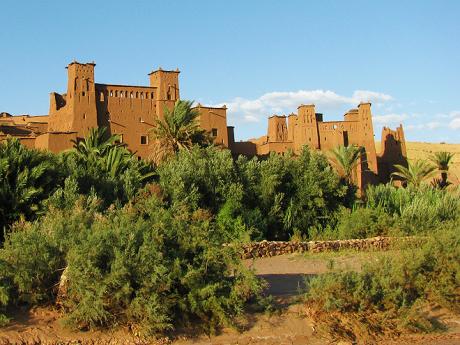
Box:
240, 236, 417, 259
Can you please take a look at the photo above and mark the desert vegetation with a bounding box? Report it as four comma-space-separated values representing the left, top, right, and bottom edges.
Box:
0, 101, 458, 341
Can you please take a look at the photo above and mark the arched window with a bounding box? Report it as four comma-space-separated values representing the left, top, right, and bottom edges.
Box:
136, 91, 139, 98
140, 92, 144, 99
151, 92, 154, 99
130, 92, 134, 98
110, 90, 113, 97
115, 90, 118, 97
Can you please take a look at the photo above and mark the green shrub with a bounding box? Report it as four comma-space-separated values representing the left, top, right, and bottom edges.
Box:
61, 148, 155, 208
304, 224, 460, 341
236, 147, 349, 240
0, 138, 65, 239
334, 207, 395, 239
158, 146, 239, 212
0, 190, 261, 334
365, 184, 460, 235
398, 188, 460, 233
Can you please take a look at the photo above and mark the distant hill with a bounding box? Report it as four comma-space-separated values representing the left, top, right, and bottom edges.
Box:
375, 141, 460, 185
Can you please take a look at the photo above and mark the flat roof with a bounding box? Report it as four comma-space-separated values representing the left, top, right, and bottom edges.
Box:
96, 83, 157, 90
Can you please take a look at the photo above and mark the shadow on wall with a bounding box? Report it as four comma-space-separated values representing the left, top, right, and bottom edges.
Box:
377, 128, 408, 184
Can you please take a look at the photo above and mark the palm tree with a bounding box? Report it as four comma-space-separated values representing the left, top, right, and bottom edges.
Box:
329, 145, 363, 185
0, 138, 62, 239
429, 151, 455, 187
71, 127, 121, 159
149, 100, 211, 164
391, 160, 436, 187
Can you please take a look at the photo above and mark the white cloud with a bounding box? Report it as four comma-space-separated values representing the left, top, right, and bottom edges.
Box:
435, 110, 460, 129
449, 111, 460, 129
406, 122, 443, 131
373, 113, 409, 125
449, 119, 460, 129
351, 90, 393, 103
215, 89, 393, 124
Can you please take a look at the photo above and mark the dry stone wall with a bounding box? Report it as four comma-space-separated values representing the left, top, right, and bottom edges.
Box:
239, 236, 418, 259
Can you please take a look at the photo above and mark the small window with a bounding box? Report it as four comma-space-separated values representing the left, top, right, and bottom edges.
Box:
83, 113, 86, 119
140, 135, 148, 145
140, 93, 144, 99
100, 91, 104, 101
115, 91, 118, 97
211, 128, 218, 137
82, 91, 86, 96
110, 91, 113, 97
136, 92, 139, 98
130, 92, 134, 98
151, 92, 154, 99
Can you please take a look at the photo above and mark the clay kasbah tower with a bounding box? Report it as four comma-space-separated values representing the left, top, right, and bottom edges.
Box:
0, 61, 407, 189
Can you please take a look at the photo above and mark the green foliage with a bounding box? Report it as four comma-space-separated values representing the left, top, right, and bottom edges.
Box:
430, 151, 455, 188
149, 100, 212, 164
304, 224, 460, 341
392, 160, 436, 187
329, 145, 363, 185
63, 128, 155, 206
158, 146, 350, 241
158, 146, 238, 212
365, 184, 460, 235
0, 187, 261, 334
429, 151, 455, 172
334, 207, 395, 240
251, 147, 348, 240
71, 127, 121, 158
0, 138, 65, 237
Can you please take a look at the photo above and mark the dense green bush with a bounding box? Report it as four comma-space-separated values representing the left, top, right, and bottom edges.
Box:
333, 207, 395, 240
0, 138, 66, 238
0, 183, 262, 334
159, 146, 350, 241
61, 145, 155, 207
304, 224, 460, 341
0, 133, 155, 242
365, 184, 460, 234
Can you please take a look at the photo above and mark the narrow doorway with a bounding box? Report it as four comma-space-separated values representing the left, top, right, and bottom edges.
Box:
343, 131, 349, 147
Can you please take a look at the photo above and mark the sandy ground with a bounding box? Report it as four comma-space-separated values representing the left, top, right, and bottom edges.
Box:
1, 252, 459, 345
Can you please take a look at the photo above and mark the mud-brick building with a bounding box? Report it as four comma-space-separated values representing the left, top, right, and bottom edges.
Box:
0, 61, 229, 158
1, 61, 407, 189
230, 103, 407, 188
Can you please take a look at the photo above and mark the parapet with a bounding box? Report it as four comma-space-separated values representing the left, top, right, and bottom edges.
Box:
148, 67, 180, 75
297, 104, 315, 109
66, 61, 96, 69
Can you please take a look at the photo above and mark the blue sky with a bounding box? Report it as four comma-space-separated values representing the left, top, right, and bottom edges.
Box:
1, 0, 459, 142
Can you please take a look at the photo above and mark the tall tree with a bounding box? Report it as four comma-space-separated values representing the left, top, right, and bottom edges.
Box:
429, 151, 455, 188
149, 100, 211, 164
391, 160, 436, 187
329, 145, 363, 185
